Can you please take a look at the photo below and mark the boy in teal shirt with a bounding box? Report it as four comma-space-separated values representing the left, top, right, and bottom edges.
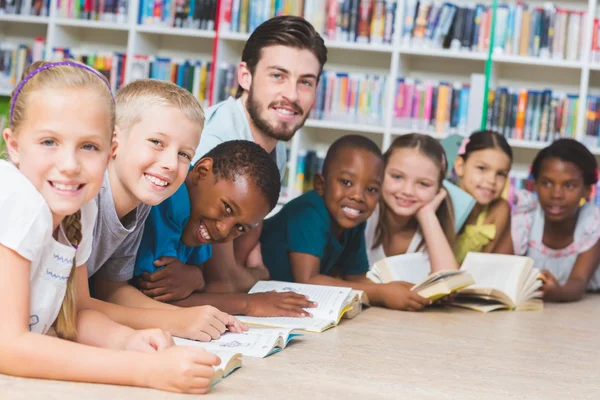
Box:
260, 135, 433, 311
260, 189, 368, 282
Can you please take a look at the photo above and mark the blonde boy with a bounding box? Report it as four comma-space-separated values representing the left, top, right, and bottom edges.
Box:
82, 79, 244, 341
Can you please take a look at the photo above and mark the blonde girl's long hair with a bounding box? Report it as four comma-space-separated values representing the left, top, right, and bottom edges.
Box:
373, 133, 456, 251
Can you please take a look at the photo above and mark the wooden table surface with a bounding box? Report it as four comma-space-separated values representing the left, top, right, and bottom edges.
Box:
2, 295, 599, 399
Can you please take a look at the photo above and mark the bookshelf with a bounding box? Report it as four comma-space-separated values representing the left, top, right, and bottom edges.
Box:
3, 0, 600, 205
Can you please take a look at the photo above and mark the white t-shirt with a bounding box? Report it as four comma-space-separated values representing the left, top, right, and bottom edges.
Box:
364, 204, 427, 267
0, 161, 96, 335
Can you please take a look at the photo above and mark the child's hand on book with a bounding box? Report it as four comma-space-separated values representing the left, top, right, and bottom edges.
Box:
379, 282, 432, 311
539, 270, 560, 299
172, 306, 247, 342
416, 189, 447, 221
136, 257, 205, 302
124, 328, 174, 353
244, 291, 317, 317
142, 346, 220, 394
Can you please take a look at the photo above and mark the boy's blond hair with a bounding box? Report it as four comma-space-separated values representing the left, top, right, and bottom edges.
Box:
115, 79, 205, 133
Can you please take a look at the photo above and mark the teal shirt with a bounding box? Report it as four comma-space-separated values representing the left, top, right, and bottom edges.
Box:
260, 190, 369, 282
134, 182, 212, 277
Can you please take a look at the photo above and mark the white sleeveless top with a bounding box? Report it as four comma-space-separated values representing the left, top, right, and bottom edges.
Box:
364, 204, 428, 267
0, 161, 96, 334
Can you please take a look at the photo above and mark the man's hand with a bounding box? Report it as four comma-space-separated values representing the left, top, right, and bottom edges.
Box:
136, 257, 204, 302
243, 291, 317, 317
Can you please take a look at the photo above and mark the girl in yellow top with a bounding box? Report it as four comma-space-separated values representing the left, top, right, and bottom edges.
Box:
453, 131, 513, 263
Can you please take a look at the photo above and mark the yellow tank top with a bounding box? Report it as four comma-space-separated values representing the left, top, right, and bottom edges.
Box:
454, 206, 496, 264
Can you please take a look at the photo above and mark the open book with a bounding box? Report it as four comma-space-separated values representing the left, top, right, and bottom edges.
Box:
174, 328, 302, 359
367, 253, 474, 301
455, 252, 543, 312
210, 352, 242, 386
236, 281, 367, 333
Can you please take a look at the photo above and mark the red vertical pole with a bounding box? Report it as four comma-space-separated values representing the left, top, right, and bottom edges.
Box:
209, 0, 223, 107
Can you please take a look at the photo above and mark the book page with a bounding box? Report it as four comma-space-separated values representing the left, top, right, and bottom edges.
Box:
174, 328, 295, 358
248, 281, 352, 321
236, 315, 332, 333
373, 252, 431, 284
366, 270, 383, 283
412, 270, 468, 291
460, 253, 532, 305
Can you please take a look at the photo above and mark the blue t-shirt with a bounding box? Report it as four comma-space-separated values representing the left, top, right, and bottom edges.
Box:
134, 182, 212, 276
260, 190, 369, 282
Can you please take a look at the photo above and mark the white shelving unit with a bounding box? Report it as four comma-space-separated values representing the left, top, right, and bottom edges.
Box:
3, 0, 600, 199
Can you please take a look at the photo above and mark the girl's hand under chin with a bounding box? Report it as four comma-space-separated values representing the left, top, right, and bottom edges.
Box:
416, 188, 447, 221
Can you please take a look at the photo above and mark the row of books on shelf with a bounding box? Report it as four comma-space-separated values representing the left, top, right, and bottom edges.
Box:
312, 69, 387, 124
485, 88, 579, 142
130, 55, 212, 107
492, 3, 585, 61
304, 0, 397, 44
401, 1, 585, 61
0, 39, 44, 93
51, 48, 127, 93
0, 0, 49, 16
56, 0, 128, 22
392, 76, 585, 143
221, 0, 397, 44
138, 0, 217, 30
393, 78, 471, 135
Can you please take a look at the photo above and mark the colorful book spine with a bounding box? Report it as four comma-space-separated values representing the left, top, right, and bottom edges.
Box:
56, 0, 128, 21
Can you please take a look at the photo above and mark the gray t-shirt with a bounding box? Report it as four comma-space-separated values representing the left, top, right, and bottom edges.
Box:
87, 173, 151, 282
193, 96, 287, 181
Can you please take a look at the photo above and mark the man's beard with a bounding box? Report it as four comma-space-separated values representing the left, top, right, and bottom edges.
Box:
245, 86, 309, 142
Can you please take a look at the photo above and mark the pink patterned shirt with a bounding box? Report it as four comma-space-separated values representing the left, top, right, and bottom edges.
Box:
511, 190, 600, 291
